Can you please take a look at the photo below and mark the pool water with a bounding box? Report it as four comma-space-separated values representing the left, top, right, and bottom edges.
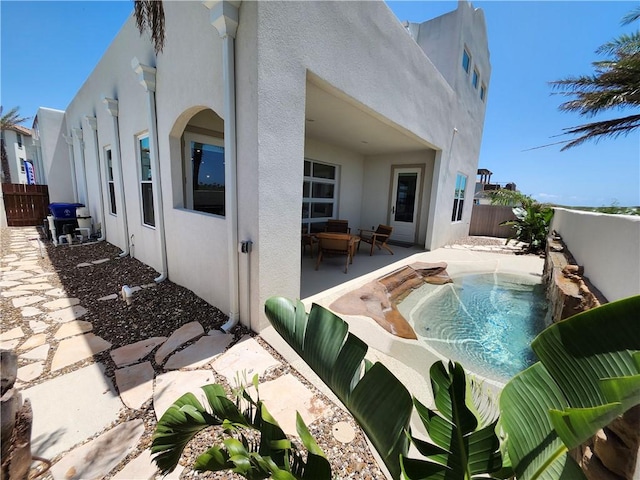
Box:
400, 273, 549, 383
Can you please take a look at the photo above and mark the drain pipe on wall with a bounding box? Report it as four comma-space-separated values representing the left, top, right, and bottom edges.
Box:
85, 116, 106, 241
62, 133, 79, 203
205, 0, 242, 332
71, 128, 90, 212
104, 98, 130, 257
132, 58, 168, 283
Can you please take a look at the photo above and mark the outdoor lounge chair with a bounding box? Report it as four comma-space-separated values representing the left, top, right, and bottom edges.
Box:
358, 224, 394, 256
325, 219, 350, 234
315, 232, 353, 273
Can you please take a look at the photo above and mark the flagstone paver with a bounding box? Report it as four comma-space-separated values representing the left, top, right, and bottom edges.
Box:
256, 374, 329, 436
211, 337, 281, 385
98, 293, 118, 301
77, 262, 92, 267
153, 370, 217, 420
0, 339, 20, 350
111, 337, 167, 367
1, 290, 30, 298
53, 320, 94, 340
45, 287, 67, 297
164, 332, 231, 370
0, 280, 21, 287
42, 297, 80, 310
92, 258, 110, 264
47, 305, 88, 323
17, 333, 47, 351
155, 321, 204, 364
51, 333, 112, 371
29, 320, 49, 334
49, 419, 144, 480
111, 449, 158, 480
2, 271, 32, 280
20, 344, 50, 361
0, 326, 24, 341
115, 361, 155, 409
13, 282, 54, 291
12, 295, 47, 308
17, 362, 44, 382
20, 306, 44, 317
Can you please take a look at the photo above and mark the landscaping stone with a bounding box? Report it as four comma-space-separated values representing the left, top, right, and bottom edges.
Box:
2, 271, 32, 280
98, 293, 118, 301
0, 280, 21, 287
47, 305, 88, 323
20, 344, 50, 361
42, 297, 80, 310
111, 449, 159, 480
115, 361, 155, 409
51, 333, 112, 371
0, 339, 20, 350
111, 337, 167, 367
77, 262, 92, 267
92, 258, 110, 265
17, 361, 44, 382
153, 369, 217, 420
20, 306, 43, 317
164, 332, 231, 370
333, 421, 356, 443
0, 326, 24, 341
17, 333, 47, 351
211, 337, 281, 385
0, 290, 29, 298
29, 320, 49, 334
12, 295, 46, 308
13, 282, 53, 291
44, 287, 67, 297
54, 320, 94, 339
154, 321, 204, 364
25, 362, 125, 460
49, 419, 144, 480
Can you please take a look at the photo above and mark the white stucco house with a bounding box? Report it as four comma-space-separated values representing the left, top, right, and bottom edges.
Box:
36, 0, 491, 332
1, 124, 41, 185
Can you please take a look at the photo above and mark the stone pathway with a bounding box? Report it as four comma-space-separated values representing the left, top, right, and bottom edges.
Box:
1, 227, 349, 479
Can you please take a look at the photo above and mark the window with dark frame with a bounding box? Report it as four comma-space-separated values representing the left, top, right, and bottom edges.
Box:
462, 48, 471, 74
106, 148, 117, 215
451, 173, 467, 222
185, 138, 225, 216
302, 159, 337, 233
472, 68, 479, 89
139, 135, 155, 227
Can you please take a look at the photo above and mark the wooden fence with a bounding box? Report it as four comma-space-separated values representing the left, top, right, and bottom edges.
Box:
469, 204, 516, 238
1, 184, 50, 227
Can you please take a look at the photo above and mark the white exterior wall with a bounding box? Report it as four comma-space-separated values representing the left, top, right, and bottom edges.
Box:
551, 208, 640, 302
34, 108, 74, 202
2, 129, 30, 184
42, 1, 490, 332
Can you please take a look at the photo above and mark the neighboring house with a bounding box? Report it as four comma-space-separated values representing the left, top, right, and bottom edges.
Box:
1, 124, 41, 185
35, 0, 491, 331
474, 168, 517, 205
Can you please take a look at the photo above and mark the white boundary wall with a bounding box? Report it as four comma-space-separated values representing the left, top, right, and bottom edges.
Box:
551, 208, 640, 302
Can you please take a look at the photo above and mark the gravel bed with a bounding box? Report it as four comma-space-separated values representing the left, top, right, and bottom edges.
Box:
1, 227, 384, 479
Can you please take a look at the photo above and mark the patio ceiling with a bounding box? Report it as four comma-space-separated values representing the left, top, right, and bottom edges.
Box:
305, 78, 433, 155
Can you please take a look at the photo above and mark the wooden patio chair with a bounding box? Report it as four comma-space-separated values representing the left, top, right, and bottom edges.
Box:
315, 233, 353, 273
325, 219, 350, 234
358, 224, 394, 256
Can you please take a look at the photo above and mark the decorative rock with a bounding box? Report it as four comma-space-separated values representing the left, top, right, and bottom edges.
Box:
0, 326, 24, 341
51, 333, 111, 371
111, 449, 159, 480
211, 337, 281, 385
54, 321, 94, 340
48, 305, 88, 323
42, 297, 80, 311
115, 362, 155, 409
332, 421, 356, 443
111, 337, 167, 367
98, 293, 118, 301
594, 428, 635, 479
49, 419, 144, 480
17, 362, 44, 382
12, 295, 47, 308
44, 288, 67, 297
164, 332, 231, 370
153, 370, 217, 420
92, 258, 110, 265
20, 306, 43, 317
77, 262, 92, 268
582, 445, 624, 480
154, 321, 204, 364
20, 344, 50, 361
17, 334, 47, 351
29, 320, 49, 334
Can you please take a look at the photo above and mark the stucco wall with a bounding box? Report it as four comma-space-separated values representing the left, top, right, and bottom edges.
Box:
35, 108, 74, 203
551, 208, 640, 301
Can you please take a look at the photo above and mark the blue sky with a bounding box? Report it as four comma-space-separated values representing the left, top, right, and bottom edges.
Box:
1, 1, 638, 207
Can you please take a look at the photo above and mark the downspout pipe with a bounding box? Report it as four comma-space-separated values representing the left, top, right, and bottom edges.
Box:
103, 98, 130, 257
85, 116, 106, 241
71, 127, 90, 211
131, 59, 168, 283
62, 133, 79, 203
205, 0, 241, 333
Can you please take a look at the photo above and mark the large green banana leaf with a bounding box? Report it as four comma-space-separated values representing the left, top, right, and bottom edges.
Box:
265, 298, 505, 479
500, 295, 640, 480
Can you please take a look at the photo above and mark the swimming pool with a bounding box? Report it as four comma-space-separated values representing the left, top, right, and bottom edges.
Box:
398, 272, 549, 383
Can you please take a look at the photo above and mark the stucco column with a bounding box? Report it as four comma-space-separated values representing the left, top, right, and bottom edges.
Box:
204, 0, 242, 329
131, 58, 168, 283
62, 134, 79, 203
85, 116, 106, 241
71, 127, 89, 210
103, 98, 130, 256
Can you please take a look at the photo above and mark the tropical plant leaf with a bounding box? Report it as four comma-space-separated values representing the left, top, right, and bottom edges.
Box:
265, 298, 412, 478
295, 412, 332, 479
548, 403, 623, 449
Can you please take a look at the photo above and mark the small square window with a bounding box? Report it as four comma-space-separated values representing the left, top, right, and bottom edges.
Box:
462, 49, 471, 74
472, 69, 479, 89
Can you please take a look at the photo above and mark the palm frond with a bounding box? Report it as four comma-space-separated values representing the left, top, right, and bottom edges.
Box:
133, 0, 165, 54
1, 106, 30, 130
621, 6, 640, 26
559, 114, 640, 150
